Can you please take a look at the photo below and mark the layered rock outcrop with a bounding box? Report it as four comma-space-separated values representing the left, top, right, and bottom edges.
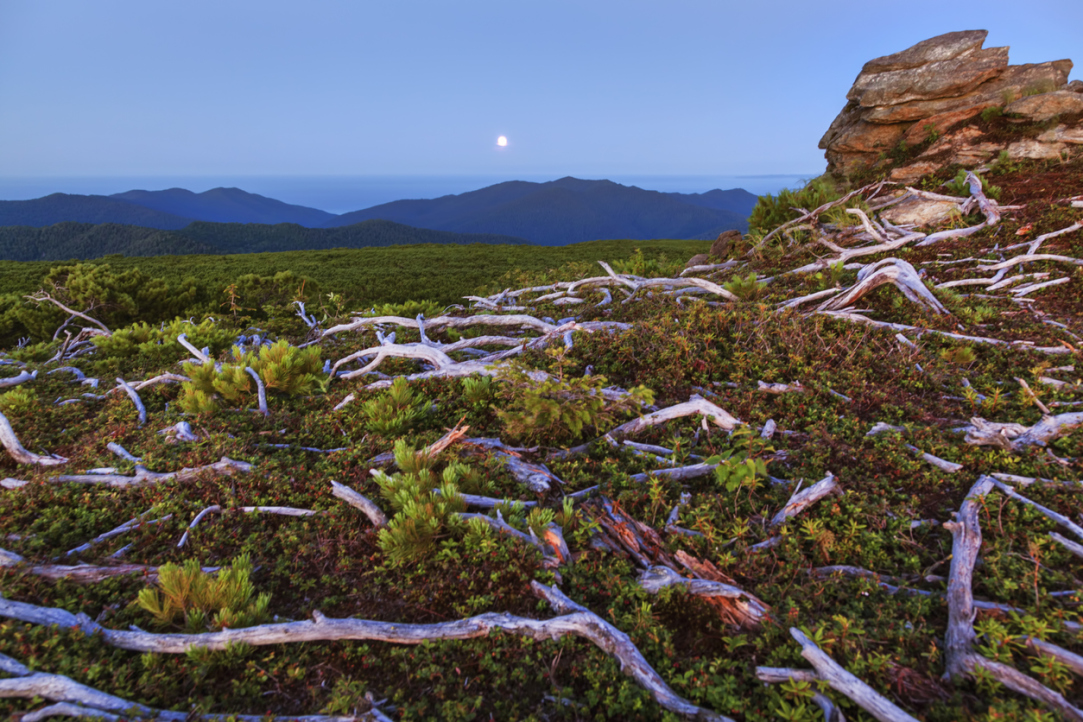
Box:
821, 30, 1082, 182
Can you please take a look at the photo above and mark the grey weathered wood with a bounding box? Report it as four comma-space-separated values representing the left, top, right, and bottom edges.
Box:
789, 627, 917, 722
0, 585, 731, 721
0, 408, 68, 466
330, 480, 388, 526
770, 473, 838, 527
52, 457, 251, 489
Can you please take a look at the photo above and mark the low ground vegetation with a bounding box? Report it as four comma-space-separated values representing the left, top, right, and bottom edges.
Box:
1, 152, 1083, 720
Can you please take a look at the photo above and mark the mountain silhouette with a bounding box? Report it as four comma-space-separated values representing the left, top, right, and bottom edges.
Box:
0, 178, 758, 245
110, 187, 337, 226
326, 177, 756, 244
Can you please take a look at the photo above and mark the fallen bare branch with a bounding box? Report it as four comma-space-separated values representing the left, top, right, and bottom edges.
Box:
0, 369, 37, 389
0, 651, 388, 721
178, 505, 319, 548
0, 586, 730, 721
176, 333, 212, 364
787, 627, 918, 722
0, 408, 68, 466
943, 476, 1083, 720
817, 258, 947, 315
770, 473, 839, 527
244, 366, 269, 416
114, 378, 146, 426
637, 565, 769, 628
330, 480, 388, 527
606, 395, 740, 440
52, 457, 251, 489
64, 511, 172, 557
990, 478, 1083, 541
818, 310, 1074, 355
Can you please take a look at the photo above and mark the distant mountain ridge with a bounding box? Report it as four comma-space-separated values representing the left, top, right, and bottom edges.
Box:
326, 177, 757, 244
0, 178, 758, 245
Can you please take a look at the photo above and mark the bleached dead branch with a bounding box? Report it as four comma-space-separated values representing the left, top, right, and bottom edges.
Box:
818, 310, 1074, 355
178, 504, 319, 548
753, 180, 889, 250
0, 408, 68, 466
244, 366, 269, 416
770, 473, 839, 527
0, 651, 388, 721
0, 584, 731, 721
637, 565, 769, 628
115, 378, 146, 425
606, 395, 740, 440
330, 480, 388, 527
0, 369, 36, 388
817, 258, 947, 315
51, 457, 251, 489
962, 412, 1083, 452
785, 627, 918, 722
943, 476, 1083, 720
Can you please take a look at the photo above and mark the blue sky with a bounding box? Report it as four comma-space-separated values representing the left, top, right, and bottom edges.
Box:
1, 0, 1080, 180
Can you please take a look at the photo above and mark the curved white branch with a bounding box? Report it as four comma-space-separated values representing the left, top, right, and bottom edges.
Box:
114, 378, 146, 426
0, 408, 68, 466
0, 370, 37, 389
244, 367, 268, 416
0, 584, 731, 721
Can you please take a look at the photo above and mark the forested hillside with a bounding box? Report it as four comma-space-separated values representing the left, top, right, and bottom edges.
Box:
0, 219, 528, 262
111, 187, 338, 226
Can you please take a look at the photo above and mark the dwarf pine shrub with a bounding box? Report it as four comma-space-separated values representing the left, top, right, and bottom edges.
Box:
93, 318, 235, 361
372, 440, 468, 565
137, 554, 271, 632
748, 177, 840, 237
496, 369, 653, 445
0, 386, 38, 416
177, 339, 322, 415
723, 273, 766, 302
945, 169, 1001, 201
361, 377, 429, 436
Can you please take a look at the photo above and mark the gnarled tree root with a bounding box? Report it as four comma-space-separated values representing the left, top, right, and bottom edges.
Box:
0, 652, 391, 721
943, 475, 1083, 721
0, 583, 730, 721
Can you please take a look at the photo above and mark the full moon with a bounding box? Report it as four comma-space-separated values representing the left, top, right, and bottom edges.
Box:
496, 136, 508, 147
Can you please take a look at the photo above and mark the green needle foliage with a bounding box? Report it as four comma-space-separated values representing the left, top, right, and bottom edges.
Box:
495, 348, 653, 445
178, 339, 323, 415
723, 272, 767, 302
137, 554, 271, 633
361, 377, 429, 435
93, 318, 235, 361
748, 177, 840, 237
372, 440, 468, 565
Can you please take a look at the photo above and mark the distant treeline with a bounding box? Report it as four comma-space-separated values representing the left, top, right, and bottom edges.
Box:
0, 238, 709, 346
0, 220, 528, 262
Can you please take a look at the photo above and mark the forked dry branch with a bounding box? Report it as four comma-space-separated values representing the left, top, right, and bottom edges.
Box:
943, 476, 1083, 720
0, 584, 730, 721
0, 652, 391, 722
